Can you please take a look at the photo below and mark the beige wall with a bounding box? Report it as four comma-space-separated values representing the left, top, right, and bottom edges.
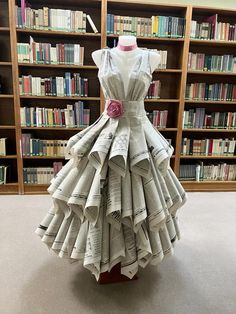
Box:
148, 0, 236, 9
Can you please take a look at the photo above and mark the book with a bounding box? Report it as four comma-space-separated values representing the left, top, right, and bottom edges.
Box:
0, 138, 7, 156
86, 14, 98, 33
180, 162, 236, 181
20, 102, 90, 128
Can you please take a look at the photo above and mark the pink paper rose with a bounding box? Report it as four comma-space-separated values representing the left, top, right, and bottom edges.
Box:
105, 99, 124, 118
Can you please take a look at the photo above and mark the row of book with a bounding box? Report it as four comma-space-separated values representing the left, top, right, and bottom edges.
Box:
21, 134, 67, 156
19, 73, 88, 97
180, 162, 236, 181
191, 14, 236, 41
23, 162, 63, 184
20, 102, 90, 128
181, 138, 236, 156
185, 83, 236, 101
0, 165, 8, 184
0, 138, 7, 156
146, 110, 168, 128
17, 40, 84, 65
16, 5, 98, 33
146, 80, 161, 99
188, 53, 236, 72
107, 14, 185, 38
155, 50, 167, 70
183, 109, 236, 129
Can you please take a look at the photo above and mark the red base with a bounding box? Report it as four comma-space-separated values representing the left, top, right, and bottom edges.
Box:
98, 264, 138, 284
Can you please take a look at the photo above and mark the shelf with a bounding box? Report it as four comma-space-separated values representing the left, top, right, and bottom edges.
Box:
156, 69, 182, 73
0, 27, 10, 32
16, 29, 101, 37
0, 125, 16, 129
0, 62, 12, 66
107, 34, 184, 42
0, 94, 14, 98
188, 70, 236, 76
20, 96, 100, 100
180, 155, 236, 159
0, 155, 17, 159
185, 100, 236, 105
145, 99, 179, 103
23, 184, 49, 194
0, 183, 19, 194
181, 180, 236, 192
190, 39, 236, 46
18, 63, 97, 69
23, 156, 65, 159
157, 128, 178, 131
183, 128, 236, 132
21, 126, 85, 131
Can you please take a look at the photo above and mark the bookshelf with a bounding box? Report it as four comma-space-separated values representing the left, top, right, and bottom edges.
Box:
0, 0, 236, 194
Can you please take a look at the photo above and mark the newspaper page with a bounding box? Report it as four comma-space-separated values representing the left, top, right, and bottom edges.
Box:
83, 200, 104, 281
142, 170, 166, 233
58, 214, 81, 259
136, 223, 152, 268
106, 168, 122, 229
131, 172, 147, 233
121, 224, 138, 279
89, 118, 119, 169
68, 161, 96, 221
65, 114, 108, 158
108, 117, 130, 177
84, 162, 108, 226
129, 116, 150, 178
121, 169, 133, 228
41, 211, 64, 249
71, 220, 88, 260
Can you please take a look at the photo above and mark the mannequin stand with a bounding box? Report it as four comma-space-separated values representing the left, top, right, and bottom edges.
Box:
98, 264, 138, 284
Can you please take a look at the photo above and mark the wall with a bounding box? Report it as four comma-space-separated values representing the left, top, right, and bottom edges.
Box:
148, 0, 236, 9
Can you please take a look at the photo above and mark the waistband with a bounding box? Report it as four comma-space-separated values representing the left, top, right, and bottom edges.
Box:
104, 99, 146, 118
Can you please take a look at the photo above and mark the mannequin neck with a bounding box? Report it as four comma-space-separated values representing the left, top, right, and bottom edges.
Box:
117, 35, 138, 52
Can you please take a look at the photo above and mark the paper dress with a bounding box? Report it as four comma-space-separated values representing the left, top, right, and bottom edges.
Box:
35, 47, 187, 280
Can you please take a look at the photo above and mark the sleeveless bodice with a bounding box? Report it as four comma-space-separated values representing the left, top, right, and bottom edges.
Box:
98, 48, 152, 102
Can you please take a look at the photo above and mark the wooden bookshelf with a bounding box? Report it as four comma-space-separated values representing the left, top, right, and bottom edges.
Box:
1, 0, 236, 193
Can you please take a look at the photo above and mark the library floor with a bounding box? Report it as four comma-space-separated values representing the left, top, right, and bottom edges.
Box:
0, 192, 236, 314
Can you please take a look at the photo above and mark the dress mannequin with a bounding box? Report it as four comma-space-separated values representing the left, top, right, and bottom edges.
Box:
92, 35, 161, 284
92, 35, 160, 97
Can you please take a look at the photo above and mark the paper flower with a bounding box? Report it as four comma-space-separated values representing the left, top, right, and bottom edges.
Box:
105, 99, 124, 118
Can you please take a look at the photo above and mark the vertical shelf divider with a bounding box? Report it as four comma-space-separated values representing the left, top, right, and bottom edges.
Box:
9, 0, 24, 194
174, 5, 192, 176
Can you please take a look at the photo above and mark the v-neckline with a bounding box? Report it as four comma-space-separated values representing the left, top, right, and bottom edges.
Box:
108, 48, 144, 99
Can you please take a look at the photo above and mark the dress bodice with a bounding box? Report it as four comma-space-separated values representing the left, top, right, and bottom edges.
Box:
98, 48, 152, 101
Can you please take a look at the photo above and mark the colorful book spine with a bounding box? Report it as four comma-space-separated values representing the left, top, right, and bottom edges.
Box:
23, 163, 62, 184
21, 135, 68, 156
19, 74, 88, 97
147, 110, 168, 128
180, 162, 236, 181
0, 165, 8, 184
181, 137, 236, 156
16, 6, 99, 33
107, 14, 185, 38
17, 41, 84, 65
185, 83, 236, 101
188, 52, 236, 72
191, 14, 236, 41
20, 102, 90, 128
0, 138, 7, 156
183, 109, 236, 129
146, 80, 161, 98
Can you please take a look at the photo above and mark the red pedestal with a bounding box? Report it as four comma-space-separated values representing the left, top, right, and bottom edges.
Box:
98, 263, 138, 284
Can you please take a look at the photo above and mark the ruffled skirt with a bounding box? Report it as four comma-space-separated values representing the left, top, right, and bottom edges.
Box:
35, 108, 187, 280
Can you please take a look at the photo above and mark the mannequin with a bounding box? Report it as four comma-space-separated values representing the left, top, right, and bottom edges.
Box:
92, 35, 160, 97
